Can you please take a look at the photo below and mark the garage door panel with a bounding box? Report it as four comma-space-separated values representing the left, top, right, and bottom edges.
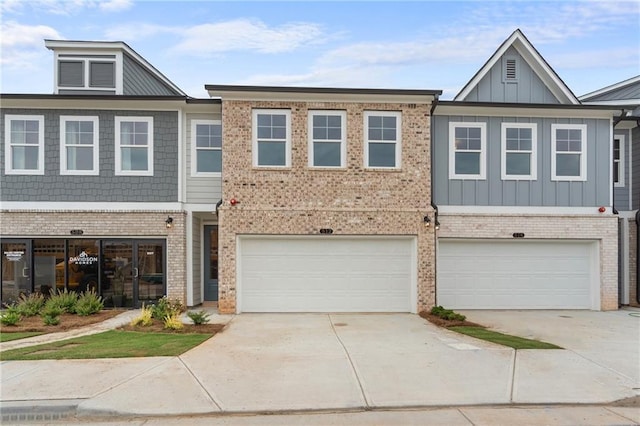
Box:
239, 237, 414, 313
437, 240, 595, 309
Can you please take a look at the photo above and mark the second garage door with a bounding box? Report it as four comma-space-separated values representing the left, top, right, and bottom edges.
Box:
238, 236, 416, 313
437, 239, 597, 310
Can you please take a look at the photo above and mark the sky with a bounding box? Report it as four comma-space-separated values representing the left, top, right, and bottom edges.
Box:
1, 0, 639, 100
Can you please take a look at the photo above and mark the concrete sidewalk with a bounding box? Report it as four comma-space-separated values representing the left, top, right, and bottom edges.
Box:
1, 311, 639, 423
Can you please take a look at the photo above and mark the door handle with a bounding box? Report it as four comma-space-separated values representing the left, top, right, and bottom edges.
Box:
133, 268, 139, 278
22, 267, 29, 278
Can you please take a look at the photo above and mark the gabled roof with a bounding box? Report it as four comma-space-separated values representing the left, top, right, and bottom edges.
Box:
579, 75, 640, 106
454, 29, 579, 104
45, 39, 186, 96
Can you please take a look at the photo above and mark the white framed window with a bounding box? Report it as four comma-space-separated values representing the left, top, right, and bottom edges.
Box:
501, 123, 537, 180
115, 117, 153, 176
59, 116, 99, 175
308, 110, 346, 168
191, 120, 222, 176
4, 115, 45, 175
56, 56, 119, 92
252, 109, 291, 168
551, 124, 587, 181
613, 134, 625, 187
364, 111, 401, 169
449, 122, 486, 179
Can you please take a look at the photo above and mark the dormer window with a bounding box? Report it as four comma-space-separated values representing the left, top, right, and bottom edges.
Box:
502, 56, 518, 83
55, 54, 120, 94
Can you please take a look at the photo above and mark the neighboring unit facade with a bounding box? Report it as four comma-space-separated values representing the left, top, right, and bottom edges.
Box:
0, 40, 220, 309
432, 30, 619, 311
581, 76, 640, 307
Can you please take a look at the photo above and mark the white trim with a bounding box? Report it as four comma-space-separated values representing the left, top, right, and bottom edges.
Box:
434, 104, 615, 119
178, 109, 184, 203
59, 115, 100, 176
620, 218, 630, 305
4, 115, 45, 175
629, 129, 634, 210
363, 110, 402, 169
308, 110, 347, 168
236, 236, 243, 314
501, 122, 537, 180
0, 201, 183, 211
614, 133, 625, 188
618, 209, 639, 219
449, 121, 486, 180
579, 75, 640, 101
438, 205, 612, 215
580, 99, 640, 106
114, 116, 154, 176
191, 119, 222, 177
551, 123, 587, 181
186, 211, 194, 306
252, 109, 291, 168
53, 52, 122, 94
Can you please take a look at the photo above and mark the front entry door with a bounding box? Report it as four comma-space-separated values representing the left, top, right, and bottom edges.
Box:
203, 225, 218, 301
1, 240, 31, 305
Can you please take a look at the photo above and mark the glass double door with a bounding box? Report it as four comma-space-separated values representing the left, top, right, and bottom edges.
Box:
1, 240, 31, 305
101, 240, 165, 308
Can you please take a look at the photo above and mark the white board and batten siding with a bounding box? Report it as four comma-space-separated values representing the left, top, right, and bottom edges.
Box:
437, 239, 599, 310
237, 236, 417, 313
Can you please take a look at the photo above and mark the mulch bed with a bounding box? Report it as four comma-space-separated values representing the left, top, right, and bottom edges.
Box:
419, 311, 484, 328
118, 321, 225, 334
0, 310, 124, 333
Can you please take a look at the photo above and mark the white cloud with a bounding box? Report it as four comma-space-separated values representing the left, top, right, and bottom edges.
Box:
1, 0, 133, 16
99, 0, 133, 12
549, 47, 640, 69
105, 23, 178, 40
0, 21, 62, 69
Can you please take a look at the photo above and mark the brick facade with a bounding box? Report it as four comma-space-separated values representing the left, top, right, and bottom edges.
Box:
0, 211, 187, 303
438, 213, 619, 310
218, 99, 436, 314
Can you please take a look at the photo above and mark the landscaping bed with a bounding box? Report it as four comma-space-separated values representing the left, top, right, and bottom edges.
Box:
1, 309, 122, 334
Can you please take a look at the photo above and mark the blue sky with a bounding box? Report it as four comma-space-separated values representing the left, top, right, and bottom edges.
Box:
1, 0, 639, 99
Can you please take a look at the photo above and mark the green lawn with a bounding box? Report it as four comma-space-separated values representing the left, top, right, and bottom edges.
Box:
449, 326, 562, 350
0, 332, 44, 343
0, 330, 213, 360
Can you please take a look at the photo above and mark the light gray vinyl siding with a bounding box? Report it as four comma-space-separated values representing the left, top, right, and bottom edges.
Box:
433, 114, 611, 207
186, 112, 222, 204
463, 47, 561, 104
613, 129, 631, 211
192, 216, 202, 305
0, 108, 179, 202
633, 125, 640, 210
123, 54, 180, 96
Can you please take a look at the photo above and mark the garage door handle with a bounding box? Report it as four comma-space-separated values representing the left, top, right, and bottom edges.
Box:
22, 267, 29, 278
133, 268, 139, 278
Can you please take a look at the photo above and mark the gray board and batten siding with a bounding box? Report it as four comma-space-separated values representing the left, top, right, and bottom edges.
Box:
1, 109, 179, 202
461, 47, 561, 104
634, 126, 640, 210
582, 80, 640, 103
123, 54, 180, 97
186, 112, 222, 203
432, 115, 611, 207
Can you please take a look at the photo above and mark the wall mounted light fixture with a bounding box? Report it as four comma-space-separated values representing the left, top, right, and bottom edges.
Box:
423, 216, 431, 227
165, 216, 174, 228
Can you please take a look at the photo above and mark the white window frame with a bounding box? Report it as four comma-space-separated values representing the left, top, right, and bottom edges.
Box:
613, 134, 625, 187
501, 123, 537, 180
4, 115, 45, 175
252, 109, 291, 168
308, 110, 347, 168
364, 111, 402, 169
59, 116, 99, 176
115, 116, 154, 176
551, 123, 587, 181
191, 119, 222, 177
449, 122, 486, 180
54, 51, 123, 94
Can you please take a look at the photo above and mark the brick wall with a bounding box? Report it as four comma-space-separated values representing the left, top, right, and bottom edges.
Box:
218, 99, 436, 314
438, 213, 619, 310
0, 210, 187, 303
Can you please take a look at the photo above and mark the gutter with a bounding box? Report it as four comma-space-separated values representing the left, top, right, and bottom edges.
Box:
430, 95, 440, 229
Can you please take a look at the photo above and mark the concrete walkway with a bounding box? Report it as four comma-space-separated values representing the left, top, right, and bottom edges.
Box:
1, 310, 639, 423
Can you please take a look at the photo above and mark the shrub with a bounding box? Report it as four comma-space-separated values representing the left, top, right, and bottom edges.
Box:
75, 290, 104, 316
163, 312, 183, 330
45, 288, 78, 314
187, 310, 211, 325
0, 308, 22, 326
131, 304, 153, 326
42, 314, 60, 326
430, 305, 466, 322
16, 293, 45, 317
151, 296, 185, 320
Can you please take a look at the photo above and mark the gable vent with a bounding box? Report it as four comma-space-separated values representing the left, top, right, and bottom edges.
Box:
503, 56, 518, 83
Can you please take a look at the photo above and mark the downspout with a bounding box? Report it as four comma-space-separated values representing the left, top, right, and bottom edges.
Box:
636, 209, 640, 304
430, 96, 440, 229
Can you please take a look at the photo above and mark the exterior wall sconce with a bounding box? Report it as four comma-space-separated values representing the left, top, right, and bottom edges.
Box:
423, 216, 431, 227
435, 219, 440, 230
165, 216, 173, 228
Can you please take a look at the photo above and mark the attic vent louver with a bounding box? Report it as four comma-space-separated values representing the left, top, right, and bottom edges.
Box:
503, 56, 518, 83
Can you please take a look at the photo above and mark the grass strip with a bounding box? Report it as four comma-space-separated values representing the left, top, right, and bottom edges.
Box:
0, 332, 44, 343
0, 330, 212, 360
449, 326, 562, 350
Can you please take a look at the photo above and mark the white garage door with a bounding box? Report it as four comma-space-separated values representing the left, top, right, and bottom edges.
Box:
437, 240, 597, 309
238, 236, 415, 313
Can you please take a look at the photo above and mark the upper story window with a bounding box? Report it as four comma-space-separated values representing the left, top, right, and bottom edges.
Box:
252, 109, 291, 168
449, 122, 486, 179
191, 120, 222, 176
60, 116, 99, 175
364, 111, 401, 169
501, 123, 537, 180
308, 110, 346, 168
551, 124, 587, 181
4, 115, 45, 175
613, 135, 624, 187
57, 56, 116, 92
115, 117, 154, 176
